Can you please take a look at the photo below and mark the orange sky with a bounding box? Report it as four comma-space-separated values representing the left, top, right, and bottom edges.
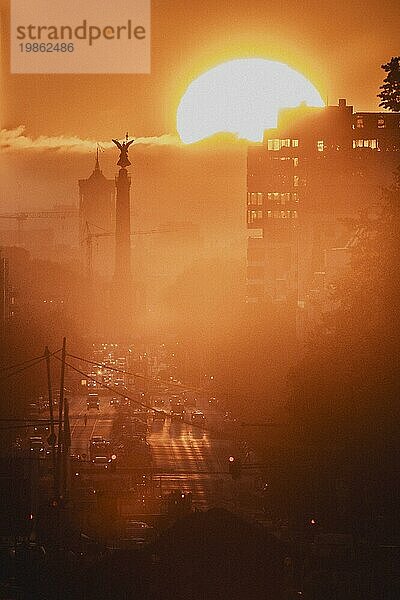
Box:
0, 0, 398, 239
1, 0, 399, 138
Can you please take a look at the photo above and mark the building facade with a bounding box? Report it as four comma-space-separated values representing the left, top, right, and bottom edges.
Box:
246, 99, 400, 309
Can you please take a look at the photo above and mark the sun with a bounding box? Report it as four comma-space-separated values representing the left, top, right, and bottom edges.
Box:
177, 59, 324, 144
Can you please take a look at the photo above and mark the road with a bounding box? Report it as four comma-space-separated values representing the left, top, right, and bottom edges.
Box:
66, 393, 259, 515
69, 395, 114, 460
148, 418, 234, 510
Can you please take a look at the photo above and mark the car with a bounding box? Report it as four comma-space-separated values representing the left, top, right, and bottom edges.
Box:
153, 409, 167, 421
208, 396, 219, 407
29, 436, 45, 458
91, 455, 109, 468
181, 391, 197, 408
87, 393, 100, 410
152, 395, 165, 407
114, 378, 125, 387
91, 435, 104, 445
171, 408, 185, 421
191, 410, 206, 426
33, 423, 50, 435
123, 520, 154, 544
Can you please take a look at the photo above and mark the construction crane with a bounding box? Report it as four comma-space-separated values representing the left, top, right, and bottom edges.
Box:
0, 209, 78, 245
84, 221, 181, 280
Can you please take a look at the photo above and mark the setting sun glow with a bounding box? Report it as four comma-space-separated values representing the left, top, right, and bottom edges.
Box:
177, 59, 324, 143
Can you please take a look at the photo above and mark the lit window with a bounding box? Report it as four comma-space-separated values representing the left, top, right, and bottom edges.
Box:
356, 116, 364, 128
377, 117, 385, 128
294, 175, 299, 187
267, 138, 297, 151
293, 157, 299, 167
257, 192, 263, 205
317, 140, 324, 152
352, 139, 378, 149
280, 193, 290, 205
267, 139, 281, 151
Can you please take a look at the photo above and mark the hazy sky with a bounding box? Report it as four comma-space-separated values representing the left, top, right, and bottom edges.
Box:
0, 0, 398, 233
1, 0, 399, 137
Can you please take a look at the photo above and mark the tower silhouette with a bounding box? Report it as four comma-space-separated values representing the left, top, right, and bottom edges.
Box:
111, 135, 135, 337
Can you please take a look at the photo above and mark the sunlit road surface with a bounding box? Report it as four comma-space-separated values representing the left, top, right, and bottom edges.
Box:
67, 395, 259, 515
69, 395, 114, 459
148, 418, 236, 511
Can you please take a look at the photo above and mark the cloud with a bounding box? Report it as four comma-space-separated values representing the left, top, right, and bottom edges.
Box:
0, 126, 182, 153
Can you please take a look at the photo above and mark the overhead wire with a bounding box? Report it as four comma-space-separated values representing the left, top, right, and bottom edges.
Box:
54, 354, 219, 434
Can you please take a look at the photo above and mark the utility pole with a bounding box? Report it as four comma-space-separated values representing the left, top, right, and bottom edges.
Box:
56, 337, 66, 498
62, 398, 71, 501
45, 346, 57, 496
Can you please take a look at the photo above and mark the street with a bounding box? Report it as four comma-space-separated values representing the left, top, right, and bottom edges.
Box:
65, 391, 254, 514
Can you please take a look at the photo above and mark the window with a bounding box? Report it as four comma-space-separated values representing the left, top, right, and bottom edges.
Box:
377, 117, 385, 129
352, 139, 378, 149
248, 192, 263, 205
267, 192, 280, 201
294, 175, 299, 187
356, 116, 364, 128
280, 193, 290, 205
293, 157, 299, 167
247, 210, 263, 224
317, 140, 324, 152
267, 138, 298, 151
267, 139, 281, 151
265, 209, 298, 219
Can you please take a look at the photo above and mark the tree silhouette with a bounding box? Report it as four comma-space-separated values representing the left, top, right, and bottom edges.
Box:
378, 56, 400, 112
288, 171, 400, 535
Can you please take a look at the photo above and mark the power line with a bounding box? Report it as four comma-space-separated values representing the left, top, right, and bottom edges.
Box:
0, 348, 61, 383
64, 352, 254, 437
66, 352, 204, 395
54, 355, 218, 434
0, 357, 47, 382
0, 418, 59, 423
0, 354, 47, 373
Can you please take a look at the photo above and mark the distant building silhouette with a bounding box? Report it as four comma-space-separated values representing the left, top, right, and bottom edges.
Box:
78, 151, 115, 250
246, 99, 400, 317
